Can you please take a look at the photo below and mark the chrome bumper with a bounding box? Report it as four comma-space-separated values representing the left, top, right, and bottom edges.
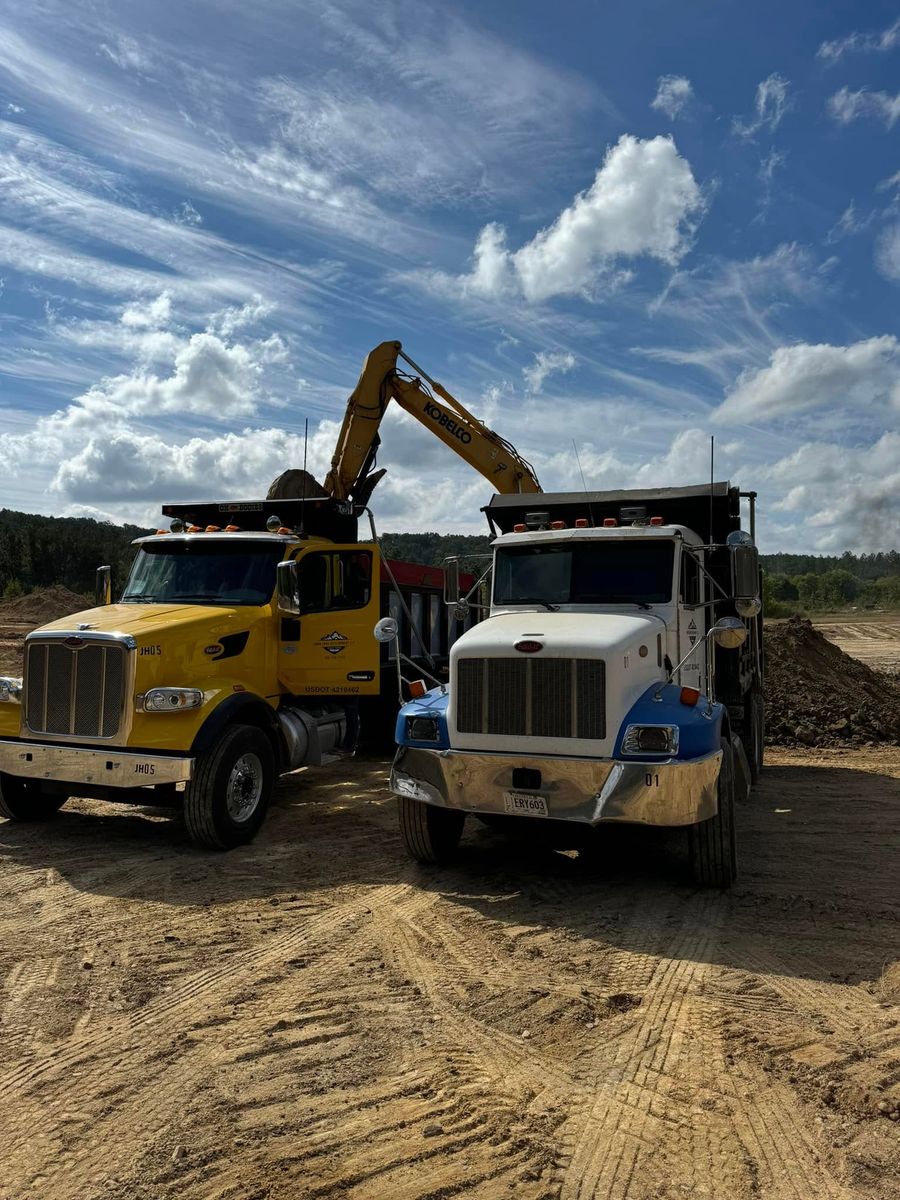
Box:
0, 740, 194, 788
390, 747, 722, 827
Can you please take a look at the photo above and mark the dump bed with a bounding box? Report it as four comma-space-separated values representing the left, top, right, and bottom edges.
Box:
484, 483, 745, 544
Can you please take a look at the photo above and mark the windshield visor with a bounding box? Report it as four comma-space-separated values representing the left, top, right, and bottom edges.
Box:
122, 541, 283, 606
494, 540, 675, 607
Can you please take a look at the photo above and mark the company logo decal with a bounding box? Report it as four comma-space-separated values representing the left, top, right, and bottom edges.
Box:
423, 401, 472, 444
320, 631, 349, 656
205, 631, 250, 661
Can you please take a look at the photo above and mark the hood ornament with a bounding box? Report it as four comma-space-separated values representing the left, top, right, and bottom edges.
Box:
76, 622, 95, 631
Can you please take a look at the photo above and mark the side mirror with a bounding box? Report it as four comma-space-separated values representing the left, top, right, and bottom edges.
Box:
730, 543, 759, 599
453, 598, 470, 622
276, 559, 300, 615
735, 596, 762, 618
443, 558, 460, 606
95, 565, 111, 606
373, 616, 399, 643
711, 616, 748, 649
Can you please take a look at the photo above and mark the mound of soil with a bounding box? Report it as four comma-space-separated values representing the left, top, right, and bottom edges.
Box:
765, 616, 900, 748
0, 585, 90, 626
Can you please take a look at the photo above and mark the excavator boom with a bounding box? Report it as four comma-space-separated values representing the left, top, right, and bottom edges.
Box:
324, 341, 541, 504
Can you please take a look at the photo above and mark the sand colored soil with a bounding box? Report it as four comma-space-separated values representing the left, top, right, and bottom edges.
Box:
0, 749, 897, 1200
0, 585, 89, 626
765, 616, 900, 748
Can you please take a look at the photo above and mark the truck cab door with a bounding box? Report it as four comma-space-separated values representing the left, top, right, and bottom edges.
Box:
278, 544, 381, 697
677, 546, 707, 688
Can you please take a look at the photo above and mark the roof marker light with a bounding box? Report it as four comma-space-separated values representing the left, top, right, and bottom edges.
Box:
277, 526, 292, 535
224, 524, 241, 532
603, 518, 617, 528
206, 525, 221, 532
574, 518, 589, 528
155, 529, 168, 535
550, 520, 566, 529
187, 524, 203, 533
649, 516, 664, 526
513, 523, 527, 533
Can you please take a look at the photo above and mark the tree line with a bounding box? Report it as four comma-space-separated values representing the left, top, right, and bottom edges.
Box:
0, 511, 895, 612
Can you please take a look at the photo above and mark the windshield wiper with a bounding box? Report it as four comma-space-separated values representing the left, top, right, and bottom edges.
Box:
121, 593, 159, 603
169, 592, 222, 600
602, 595, 652, 610
509, 597, 560, 611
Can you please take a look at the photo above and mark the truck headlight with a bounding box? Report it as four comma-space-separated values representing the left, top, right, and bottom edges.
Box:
0, 677, 22, 702
140, 688, 203, 713
621, 724, 679, 755
406, 715, 440, 742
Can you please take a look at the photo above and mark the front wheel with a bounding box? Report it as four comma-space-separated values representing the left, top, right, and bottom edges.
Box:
688, 738, 737, 888
184, 724, 274, 850
0, 774, 67, 821
398, 796, 465, 865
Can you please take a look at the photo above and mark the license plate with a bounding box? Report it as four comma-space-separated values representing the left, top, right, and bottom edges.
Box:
503, 791, 549, 817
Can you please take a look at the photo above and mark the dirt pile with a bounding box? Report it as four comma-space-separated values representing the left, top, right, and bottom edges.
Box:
765, 616, 900, 747
0, 585, 90, 626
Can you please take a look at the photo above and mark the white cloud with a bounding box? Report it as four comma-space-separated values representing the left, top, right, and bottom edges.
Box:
121, 293, 173, 329
876, 224, 900, 282
817, 18, 900, 64
755, 149, 786, 219
650, 75, 694, 120
760, 433, 900, 551
421, 135, 704, 303
523, 351, 576, 393
714, 336, 900, 422
826, 201, 873, 243
732, 74, 790, 137
828, 86, 900, 128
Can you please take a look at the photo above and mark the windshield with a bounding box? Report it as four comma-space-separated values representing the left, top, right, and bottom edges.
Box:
494, 540, 675, 607
122, 541, 283, 606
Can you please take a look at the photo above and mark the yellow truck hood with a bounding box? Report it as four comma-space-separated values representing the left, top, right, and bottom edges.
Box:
33, 602, 260, 640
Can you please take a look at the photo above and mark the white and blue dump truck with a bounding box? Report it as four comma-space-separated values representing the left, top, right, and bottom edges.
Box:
385, 483, 763, 888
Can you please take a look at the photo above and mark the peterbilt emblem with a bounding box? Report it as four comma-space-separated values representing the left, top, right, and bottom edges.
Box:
64, 636, 85, 649
204, 645, 220, 655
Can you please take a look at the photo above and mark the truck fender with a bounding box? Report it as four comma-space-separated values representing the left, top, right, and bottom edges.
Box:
190, 694, 285, 768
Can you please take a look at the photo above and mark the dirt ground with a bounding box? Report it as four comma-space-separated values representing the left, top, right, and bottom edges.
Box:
1, 743, 898, 1200
812, 613, 900, 675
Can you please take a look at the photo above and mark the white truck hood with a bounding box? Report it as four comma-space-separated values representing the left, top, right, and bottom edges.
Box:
452, 611, 663, 659
449, 610, 666, 757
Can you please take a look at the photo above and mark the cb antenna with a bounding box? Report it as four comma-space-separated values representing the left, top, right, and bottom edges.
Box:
573, 439, 597, 528
709, 434, 714, 545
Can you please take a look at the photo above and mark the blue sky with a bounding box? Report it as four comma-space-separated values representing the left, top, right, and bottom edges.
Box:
0, 0, 898, 551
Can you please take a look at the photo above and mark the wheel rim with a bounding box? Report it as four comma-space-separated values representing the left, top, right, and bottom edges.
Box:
225, 752, 264, 823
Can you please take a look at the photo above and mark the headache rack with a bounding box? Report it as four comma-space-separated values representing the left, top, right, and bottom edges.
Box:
161, 497, 359, 542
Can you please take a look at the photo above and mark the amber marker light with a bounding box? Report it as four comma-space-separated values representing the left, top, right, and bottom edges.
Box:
680, 687, 701, 706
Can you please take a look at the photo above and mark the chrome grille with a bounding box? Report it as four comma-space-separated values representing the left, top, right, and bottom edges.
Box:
456, 657, 605, 740
25, 640, 126, 739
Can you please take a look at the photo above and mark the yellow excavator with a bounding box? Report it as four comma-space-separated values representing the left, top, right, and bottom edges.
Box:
321, 340, 541, 506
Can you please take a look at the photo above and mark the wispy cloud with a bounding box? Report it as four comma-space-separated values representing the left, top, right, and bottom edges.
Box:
827, 86, 900, 128
817, 17, 900, 64
650, 75, 694, 120
523, 351, 576, 394
732, 74, 791, 138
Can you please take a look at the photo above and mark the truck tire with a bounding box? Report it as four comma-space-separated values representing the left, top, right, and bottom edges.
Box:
688, 738, 737, 888
748, 690, 765, 783
0, 774, 67, 821
183, 724, 274, 850
398, 795, 465, 865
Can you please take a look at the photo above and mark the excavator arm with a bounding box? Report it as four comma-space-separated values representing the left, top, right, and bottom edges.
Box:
323, 341, 541, 505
